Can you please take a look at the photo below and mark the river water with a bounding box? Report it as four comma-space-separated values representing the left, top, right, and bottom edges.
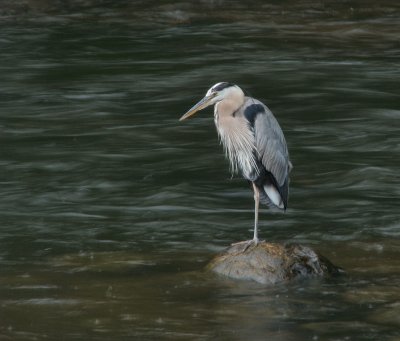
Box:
1, 1, 399, 340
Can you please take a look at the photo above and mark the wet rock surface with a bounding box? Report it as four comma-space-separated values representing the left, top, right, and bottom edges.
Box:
207, 241, 342, 285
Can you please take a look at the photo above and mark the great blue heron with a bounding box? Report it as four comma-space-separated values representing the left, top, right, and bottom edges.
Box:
180, 82, 292, 246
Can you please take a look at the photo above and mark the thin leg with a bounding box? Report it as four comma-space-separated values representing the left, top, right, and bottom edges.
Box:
252, 182, 260, 245
230, 182, 261, 252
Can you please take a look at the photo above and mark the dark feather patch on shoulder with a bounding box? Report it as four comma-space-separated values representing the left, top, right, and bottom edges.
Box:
244, 104, 264, 126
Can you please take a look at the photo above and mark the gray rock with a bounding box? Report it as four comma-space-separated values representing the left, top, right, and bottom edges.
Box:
207, 241, 342, 285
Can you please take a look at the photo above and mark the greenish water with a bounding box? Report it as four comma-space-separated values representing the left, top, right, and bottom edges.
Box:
1, 1, 400, 340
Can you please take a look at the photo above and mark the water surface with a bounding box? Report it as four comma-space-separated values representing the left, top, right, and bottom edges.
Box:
1, 1, 400, 340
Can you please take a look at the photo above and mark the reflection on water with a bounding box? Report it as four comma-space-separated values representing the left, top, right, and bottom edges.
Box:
1, 1, 400, 340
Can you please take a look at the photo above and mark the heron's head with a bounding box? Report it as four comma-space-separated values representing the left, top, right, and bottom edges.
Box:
180, 82, 244, 121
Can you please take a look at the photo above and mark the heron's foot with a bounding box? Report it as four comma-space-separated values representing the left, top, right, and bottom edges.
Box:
231, 237, 261, 253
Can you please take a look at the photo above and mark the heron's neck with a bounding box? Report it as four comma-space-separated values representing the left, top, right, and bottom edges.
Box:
215, 93, 244, 118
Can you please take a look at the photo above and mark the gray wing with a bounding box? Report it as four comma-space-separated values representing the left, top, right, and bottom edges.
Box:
243, 98, 291, 187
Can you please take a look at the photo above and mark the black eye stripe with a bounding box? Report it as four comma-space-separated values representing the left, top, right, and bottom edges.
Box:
212, 82, 235, 92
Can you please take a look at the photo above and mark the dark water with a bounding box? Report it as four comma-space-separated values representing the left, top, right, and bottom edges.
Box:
1, 1, 400, 340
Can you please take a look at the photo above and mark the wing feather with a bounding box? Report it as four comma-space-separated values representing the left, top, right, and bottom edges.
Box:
243, 98, 290, 186
254, 110, 289, 186
242, 98, 291, 208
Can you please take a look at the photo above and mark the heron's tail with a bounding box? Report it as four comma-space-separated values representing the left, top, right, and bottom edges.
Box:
259, 185, 285, 210
253, 171, 288, 210
260, 184, 285, 210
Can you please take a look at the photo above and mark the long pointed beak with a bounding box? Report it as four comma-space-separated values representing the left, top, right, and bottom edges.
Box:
179, 94, 215, 121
